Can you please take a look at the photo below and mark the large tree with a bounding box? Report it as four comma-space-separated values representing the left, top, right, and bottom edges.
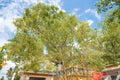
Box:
5, 2, 106, 80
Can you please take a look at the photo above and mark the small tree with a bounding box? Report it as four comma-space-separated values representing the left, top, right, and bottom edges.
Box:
0, 47, 5, 70
96, 0, 120, 65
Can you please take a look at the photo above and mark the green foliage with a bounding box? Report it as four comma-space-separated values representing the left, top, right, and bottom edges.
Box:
5, 3, 106, 77
6, 2, 78, 71
0, 77, 4, 80
104, 8, 120, 25
96, 0, 120, 65
96, 0, 120, 13
72, 27, 107, 70
102, 27, 120, 64
0, 51, 4, 70
99, 11, 120, 64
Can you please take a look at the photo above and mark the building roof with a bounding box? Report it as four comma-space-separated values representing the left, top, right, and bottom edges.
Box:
103, 66, 120, 76
19, 67, 92, 77
19, 71, 56, 77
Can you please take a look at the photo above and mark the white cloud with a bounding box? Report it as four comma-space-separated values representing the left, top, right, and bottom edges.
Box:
0, 18, 16, 33
74, 8, 79, 12
0, 18, 4, 33
71, 8, 80, 15
47, 0, 63, 9
87, 19, 94, 26
85, 8, 101, 20
0, 39, 9, 46
77, 13, 84, 18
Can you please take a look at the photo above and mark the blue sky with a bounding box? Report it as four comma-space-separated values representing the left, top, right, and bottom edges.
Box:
62, 0, 102, 27
0, 0, 102, 46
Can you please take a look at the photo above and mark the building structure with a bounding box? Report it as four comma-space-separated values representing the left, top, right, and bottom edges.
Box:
102, 64, 120, 80
19, 67, 93, 80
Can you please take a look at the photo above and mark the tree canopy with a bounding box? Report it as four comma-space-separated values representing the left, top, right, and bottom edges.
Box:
96, 0, 120, 64
4, 2, 109, 80
99, 9, 120, 64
